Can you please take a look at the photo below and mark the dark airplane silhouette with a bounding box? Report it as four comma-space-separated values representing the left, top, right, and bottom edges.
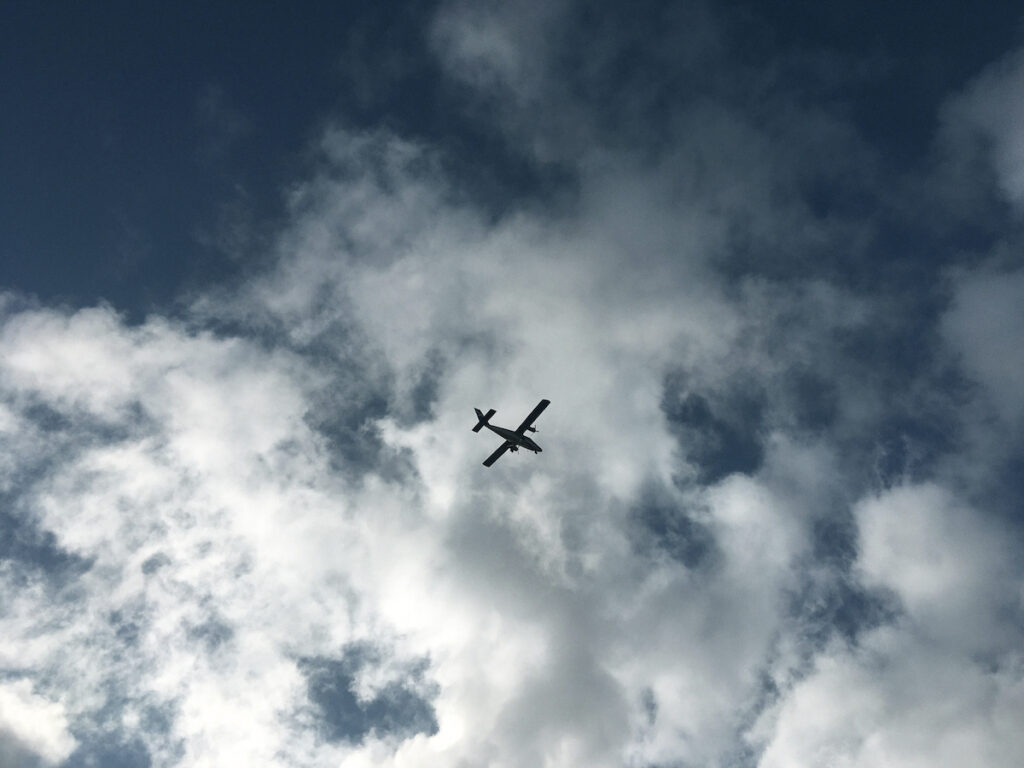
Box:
472, 399, 550, 467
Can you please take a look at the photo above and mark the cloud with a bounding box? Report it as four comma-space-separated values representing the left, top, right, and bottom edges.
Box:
0, 680, 76, 766
2, 119, 843, 763
943, 266, 1024, 423
431, 0, 564, 101
756, 483, 1024, 768
855, 483, 1021, 654
299, 647, 438, 745
950, 49, 1024, 208
182, 113, 902, 765
3, 5, 1024, 768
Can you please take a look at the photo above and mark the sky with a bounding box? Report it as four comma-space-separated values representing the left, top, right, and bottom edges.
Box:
2, 1, 1024, 766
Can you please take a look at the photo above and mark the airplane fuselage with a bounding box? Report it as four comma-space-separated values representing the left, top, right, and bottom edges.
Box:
485, 424, 542, 453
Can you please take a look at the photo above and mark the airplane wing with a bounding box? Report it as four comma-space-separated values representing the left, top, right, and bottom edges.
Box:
482, 442, 512, 467
515, 399, 550, 435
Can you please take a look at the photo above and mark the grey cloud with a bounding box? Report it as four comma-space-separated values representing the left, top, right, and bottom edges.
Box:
791, 509, 899, 649
0, 732, 51, 768
786, 569, 896, 650
494, 649, 630, 767
948, 48, 1024, 207
139, 553, 170, 575
943, 267, 1024, 423
61, 735, 152, 768
184, 616, 235, 654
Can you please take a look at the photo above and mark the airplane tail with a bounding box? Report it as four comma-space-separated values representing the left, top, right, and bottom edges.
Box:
472, 408, 496, 432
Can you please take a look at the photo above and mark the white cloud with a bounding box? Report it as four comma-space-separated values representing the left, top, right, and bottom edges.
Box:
0, 680, 76, 766
856, 483, 1020, 653
755, 483, 1024, 768
4, 6, 1024, 768
756, 628, 1024, 768
0, 305, 139, 418
0, 119, 851, 764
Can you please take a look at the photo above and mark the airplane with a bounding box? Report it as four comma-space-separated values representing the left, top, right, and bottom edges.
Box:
472, 399, 550, 467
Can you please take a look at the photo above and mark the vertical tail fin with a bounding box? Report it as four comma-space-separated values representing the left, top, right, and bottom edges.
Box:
472, 408, 496, 432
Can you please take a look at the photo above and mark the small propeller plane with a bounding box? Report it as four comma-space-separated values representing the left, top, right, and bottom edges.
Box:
472, 399, 550, 467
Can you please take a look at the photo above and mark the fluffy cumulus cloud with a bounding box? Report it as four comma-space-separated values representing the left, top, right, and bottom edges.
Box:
3, 2, 1024, 767
0, 680, 76, 766
757, 484, 1024, 768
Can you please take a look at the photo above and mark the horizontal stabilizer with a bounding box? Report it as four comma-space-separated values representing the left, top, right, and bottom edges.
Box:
472, 408, 496, 432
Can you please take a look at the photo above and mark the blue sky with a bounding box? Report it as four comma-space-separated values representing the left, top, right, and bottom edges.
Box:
6, 0, 1020, 313
2, 2, 1024, 766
